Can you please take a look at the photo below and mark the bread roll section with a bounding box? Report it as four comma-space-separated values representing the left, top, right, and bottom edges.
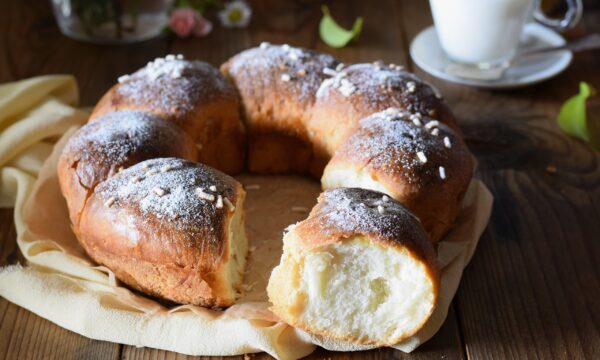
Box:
307, 62, 461, 159
221, 43, 340, 175
58, 110, 198, 226
78, 158, 247, 307
92, 56, 246, 174
322, 108, 473, 242
268, 188, 439, 345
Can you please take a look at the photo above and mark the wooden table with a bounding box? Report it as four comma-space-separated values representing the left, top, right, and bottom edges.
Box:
1, 0, 599, 359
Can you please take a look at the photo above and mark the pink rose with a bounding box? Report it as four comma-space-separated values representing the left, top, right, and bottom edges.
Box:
169, 8, 196, 38
193, 15, 213, 37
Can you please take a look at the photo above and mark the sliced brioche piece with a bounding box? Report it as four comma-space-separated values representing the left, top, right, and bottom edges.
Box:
78, 158, 247, 307
322, 108, 473, 242
268, 188, 439, 346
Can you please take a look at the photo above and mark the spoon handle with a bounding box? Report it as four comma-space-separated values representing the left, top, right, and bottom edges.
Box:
516, 33, 600, 62
446, 33, 600, 82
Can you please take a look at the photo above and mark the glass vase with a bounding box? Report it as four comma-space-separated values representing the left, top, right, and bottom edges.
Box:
51, 0, 175, 44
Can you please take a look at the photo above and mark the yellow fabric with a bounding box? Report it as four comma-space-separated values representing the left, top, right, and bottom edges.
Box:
0, 76, 494, 359
0, 76, 86, 207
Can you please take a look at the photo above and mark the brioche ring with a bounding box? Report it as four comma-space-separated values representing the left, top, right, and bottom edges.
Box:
58, 45, 472, 344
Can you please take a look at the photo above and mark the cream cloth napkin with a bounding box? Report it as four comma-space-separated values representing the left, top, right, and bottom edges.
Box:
0, 76, 493, 359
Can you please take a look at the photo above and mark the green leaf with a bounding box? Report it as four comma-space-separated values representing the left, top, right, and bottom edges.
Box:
557, 82, 597, 148
319, 5, 363, 48
178, 0, 193, 8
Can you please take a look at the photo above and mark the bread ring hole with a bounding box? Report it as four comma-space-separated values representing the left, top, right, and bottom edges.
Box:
367, 277, 390, 312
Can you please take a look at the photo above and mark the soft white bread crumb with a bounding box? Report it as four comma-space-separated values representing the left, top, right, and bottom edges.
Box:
321, 164, 392, 196
220, 192, 248, 301
268, 229, 437, 346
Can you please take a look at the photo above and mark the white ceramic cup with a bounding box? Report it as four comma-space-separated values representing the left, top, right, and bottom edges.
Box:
429, 0, 583, 67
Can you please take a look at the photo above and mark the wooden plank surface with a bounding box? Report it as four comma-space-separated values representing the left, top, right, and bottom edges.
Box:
0, 0, 599, 359
400, 1, 600, 359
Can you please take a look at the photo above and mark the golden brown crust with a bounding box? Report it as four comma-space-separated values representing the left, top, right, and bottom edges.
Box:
243, 132, 314, 174
91, 58, 246, 174
221, 43, 340, 174
323, 108, 473, 242
82, 249, 220, 306
77, 158, 244, 307
57, 110, 198, 226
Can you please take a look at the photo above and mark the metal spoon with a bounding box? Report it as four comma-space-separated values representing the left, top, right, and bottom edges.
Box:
445, 33, 600, 82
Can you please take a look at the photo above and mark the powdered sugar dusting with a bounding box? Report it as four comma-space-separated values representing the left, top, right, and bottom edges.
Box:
340, 108, 459, 184
63, 110, 193, 190
316, 188, 423, 241
225, 43, 340, 105
96, 158, 239, 236
116, 56, 235, 115
316, 63, 445, 117
121, 54, 188, 82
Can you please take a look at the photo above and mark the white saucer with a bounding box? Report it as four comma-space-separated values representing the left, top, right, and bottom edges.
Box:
409, 23, 573, 89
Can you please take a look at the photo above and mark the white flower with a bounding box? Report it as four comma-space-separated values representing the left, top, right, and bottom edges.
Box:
218, 1, 252, 28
